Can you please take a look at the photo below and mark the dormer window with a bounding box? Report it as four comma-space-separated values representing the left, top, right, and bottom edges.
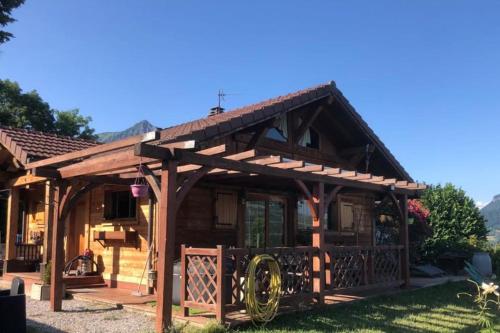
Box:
265, 115, 288, 142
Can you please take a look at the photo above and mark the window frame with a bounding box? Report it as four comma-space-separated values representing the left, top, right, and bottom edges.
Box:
103, 189, 138, 223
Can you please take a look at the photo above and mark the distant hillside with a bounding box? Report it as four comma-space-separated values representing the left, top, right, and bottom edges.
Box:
481, 194, 500, 235
97, 120, 158, 143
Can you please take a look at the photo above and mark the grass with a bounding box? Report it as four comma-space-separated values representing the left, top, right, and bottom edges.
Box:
235, 282, 500, 333
145, 300, 206, 316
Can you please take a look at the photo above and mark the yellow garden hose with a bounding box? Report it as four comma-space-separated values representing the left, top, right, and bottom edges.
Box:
244, 254, 281, 325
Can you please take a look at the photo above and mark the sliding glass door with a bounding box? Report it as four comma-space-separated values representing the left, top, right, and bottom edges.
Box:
244, 195, 285, 248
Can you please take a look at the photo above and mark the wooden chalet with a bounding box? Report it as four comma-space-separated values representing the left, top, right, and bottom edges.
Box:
0, 81, 425, 332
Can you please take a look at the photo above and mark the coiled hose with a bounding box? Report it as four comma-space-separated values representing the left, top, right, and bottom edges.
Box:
244, 254, 281, 325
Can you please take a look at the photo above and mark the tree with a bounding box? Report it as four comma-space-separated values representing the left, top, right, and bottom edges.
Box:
55, 109, 95, 140
0, 79, 97, 140
0, 0, 25, 44
421, 183, 489, 258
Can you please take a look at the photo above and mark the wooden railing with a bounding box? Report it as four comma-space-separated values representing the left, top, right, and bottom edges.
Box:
180, 245, 315, 321
15, 243, 42, 262
324, 245, 403, 292
225, 246, 315, 309
180, 244, 402, 322
180, 246, 223, 319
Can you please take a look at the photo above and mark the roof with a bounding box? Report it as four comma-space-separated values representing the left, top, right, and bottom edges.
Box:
0, 126, 99, 166
159, 81, 413, 181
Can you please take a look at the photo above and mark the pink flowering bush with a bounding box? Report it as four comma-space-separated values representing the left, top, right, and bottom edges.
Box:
408, 199, 430, 224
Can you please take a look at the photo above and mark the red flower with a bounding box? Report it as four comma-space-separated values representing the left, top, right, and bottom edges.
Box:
83, 248, 94, 258
408, 199, 430, 224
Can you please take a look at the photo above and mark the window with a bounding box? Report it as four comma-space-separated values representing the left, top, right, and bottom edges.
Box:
266, 115, 288, 142
244, 196, 285, 248
104, 191, 137, 220
215, 191, 238, 229
340, 202, 354, 231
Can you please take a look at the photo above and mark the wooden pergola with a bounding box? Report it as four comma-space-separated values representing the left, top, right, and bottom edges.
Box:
20, 132, 425, 332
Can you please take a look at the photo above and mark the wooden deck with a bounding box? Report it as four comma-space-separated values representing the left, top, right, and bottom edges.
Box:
1, 271, 106, 295
66, 281, 405, 328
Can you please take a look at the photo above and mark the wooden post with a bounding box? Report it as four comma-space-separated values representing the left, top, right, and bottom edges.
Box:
155, 160, 178, 333
180, 244, 188, 317
312, 182, 325, 304
41, 181, 54, 276
216, 245, 226, 323
50, 184, 64, 311
4, 187, 20, 273
400, 194, 410, 287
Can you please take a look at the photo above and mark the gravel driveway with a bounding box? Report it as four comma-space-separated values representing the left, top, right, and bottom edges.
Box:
26, 298, 155, 333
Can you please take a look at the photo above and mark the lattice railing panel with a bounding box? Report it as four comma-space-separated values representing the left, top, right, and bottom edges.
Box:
373, 247, 401, 283
185, 254, 218, 305
326, 247, 368, 289
226, 247, 314, 306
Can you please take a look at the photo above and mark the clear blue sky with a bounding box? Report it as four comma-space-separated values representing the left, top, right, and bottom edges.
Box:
1, 1, 499, 205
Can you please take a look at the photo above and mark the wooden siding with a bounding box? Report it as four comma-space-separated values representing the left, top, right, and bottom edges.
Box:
83, 185, 150, 285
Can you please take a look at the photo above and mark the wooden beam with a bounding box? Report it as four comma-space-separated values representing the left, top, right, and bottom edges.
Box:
294, 179, 313, 205
41, 181, 54, 274
247, 155, 282, 166
271, 160, 304, 169
59, 182, 99, 224
59, 149, 156, 178
8, 174, 46, 187
142, 166, 161, 201
293, 105, 324, 143
295, 164, 324, 172
4, 187, 19, 267
32, 167, 61, 179
312, 182, 325, 304
246, 119, 275, 149
50, 183, 66, 311
174, 150, 418, 195
176, 166, 212, 210
135, 142, 174, 160
156, 160, 178, 332
325, 185, 343, 208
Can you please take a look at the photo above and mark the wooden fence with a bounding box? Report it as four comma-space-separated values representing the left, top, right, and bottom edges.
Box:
180, 244, 403, 322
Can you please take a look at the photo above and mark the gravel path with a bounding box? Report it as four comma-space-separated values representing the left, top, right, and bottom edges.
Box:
26, 298, 155, 333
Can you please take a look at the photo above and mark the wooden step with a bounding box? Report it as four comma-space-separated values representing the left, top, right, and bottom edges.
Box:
66, 283, 108, 290
63, 275, 105, 286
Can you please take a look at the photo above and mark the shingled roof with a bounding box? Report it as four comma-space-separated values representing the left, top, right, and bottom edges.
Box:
0, 126, 99, 166
158, 81, 412, 181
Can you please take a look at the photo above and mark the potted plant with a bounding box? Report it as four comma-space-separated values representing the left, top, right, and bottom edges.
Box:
31, 262, 51, 301
130, 165, 149, 198
81, 248, 94, 275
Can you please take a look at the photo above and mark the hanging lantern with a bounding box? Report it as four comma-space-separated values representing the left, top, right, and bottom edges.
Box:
130, 164, 149, 198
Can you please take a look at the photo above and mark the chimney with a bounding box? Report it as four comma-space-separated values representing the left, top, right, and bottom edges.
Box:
208, 106, 224, 117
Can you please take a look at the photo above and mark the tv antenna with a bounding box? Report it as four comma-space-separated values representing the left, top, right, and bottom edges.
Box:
217, 89, 226, 109
217, 89, 241, 109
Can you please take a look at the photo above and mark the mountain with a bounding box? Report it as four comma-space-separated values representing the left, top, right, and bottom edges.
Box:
97, 120, 158, 143
481, 194, 500, 236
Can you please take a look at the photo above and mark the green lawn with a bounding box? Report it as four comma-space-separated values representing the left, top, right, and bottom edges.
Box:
235, 282, 500, 333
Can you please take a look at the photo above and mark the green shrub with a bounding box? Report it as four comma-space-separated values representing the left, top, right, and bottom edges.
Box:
420, 184, 489, 260
491, 248, 500, 277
